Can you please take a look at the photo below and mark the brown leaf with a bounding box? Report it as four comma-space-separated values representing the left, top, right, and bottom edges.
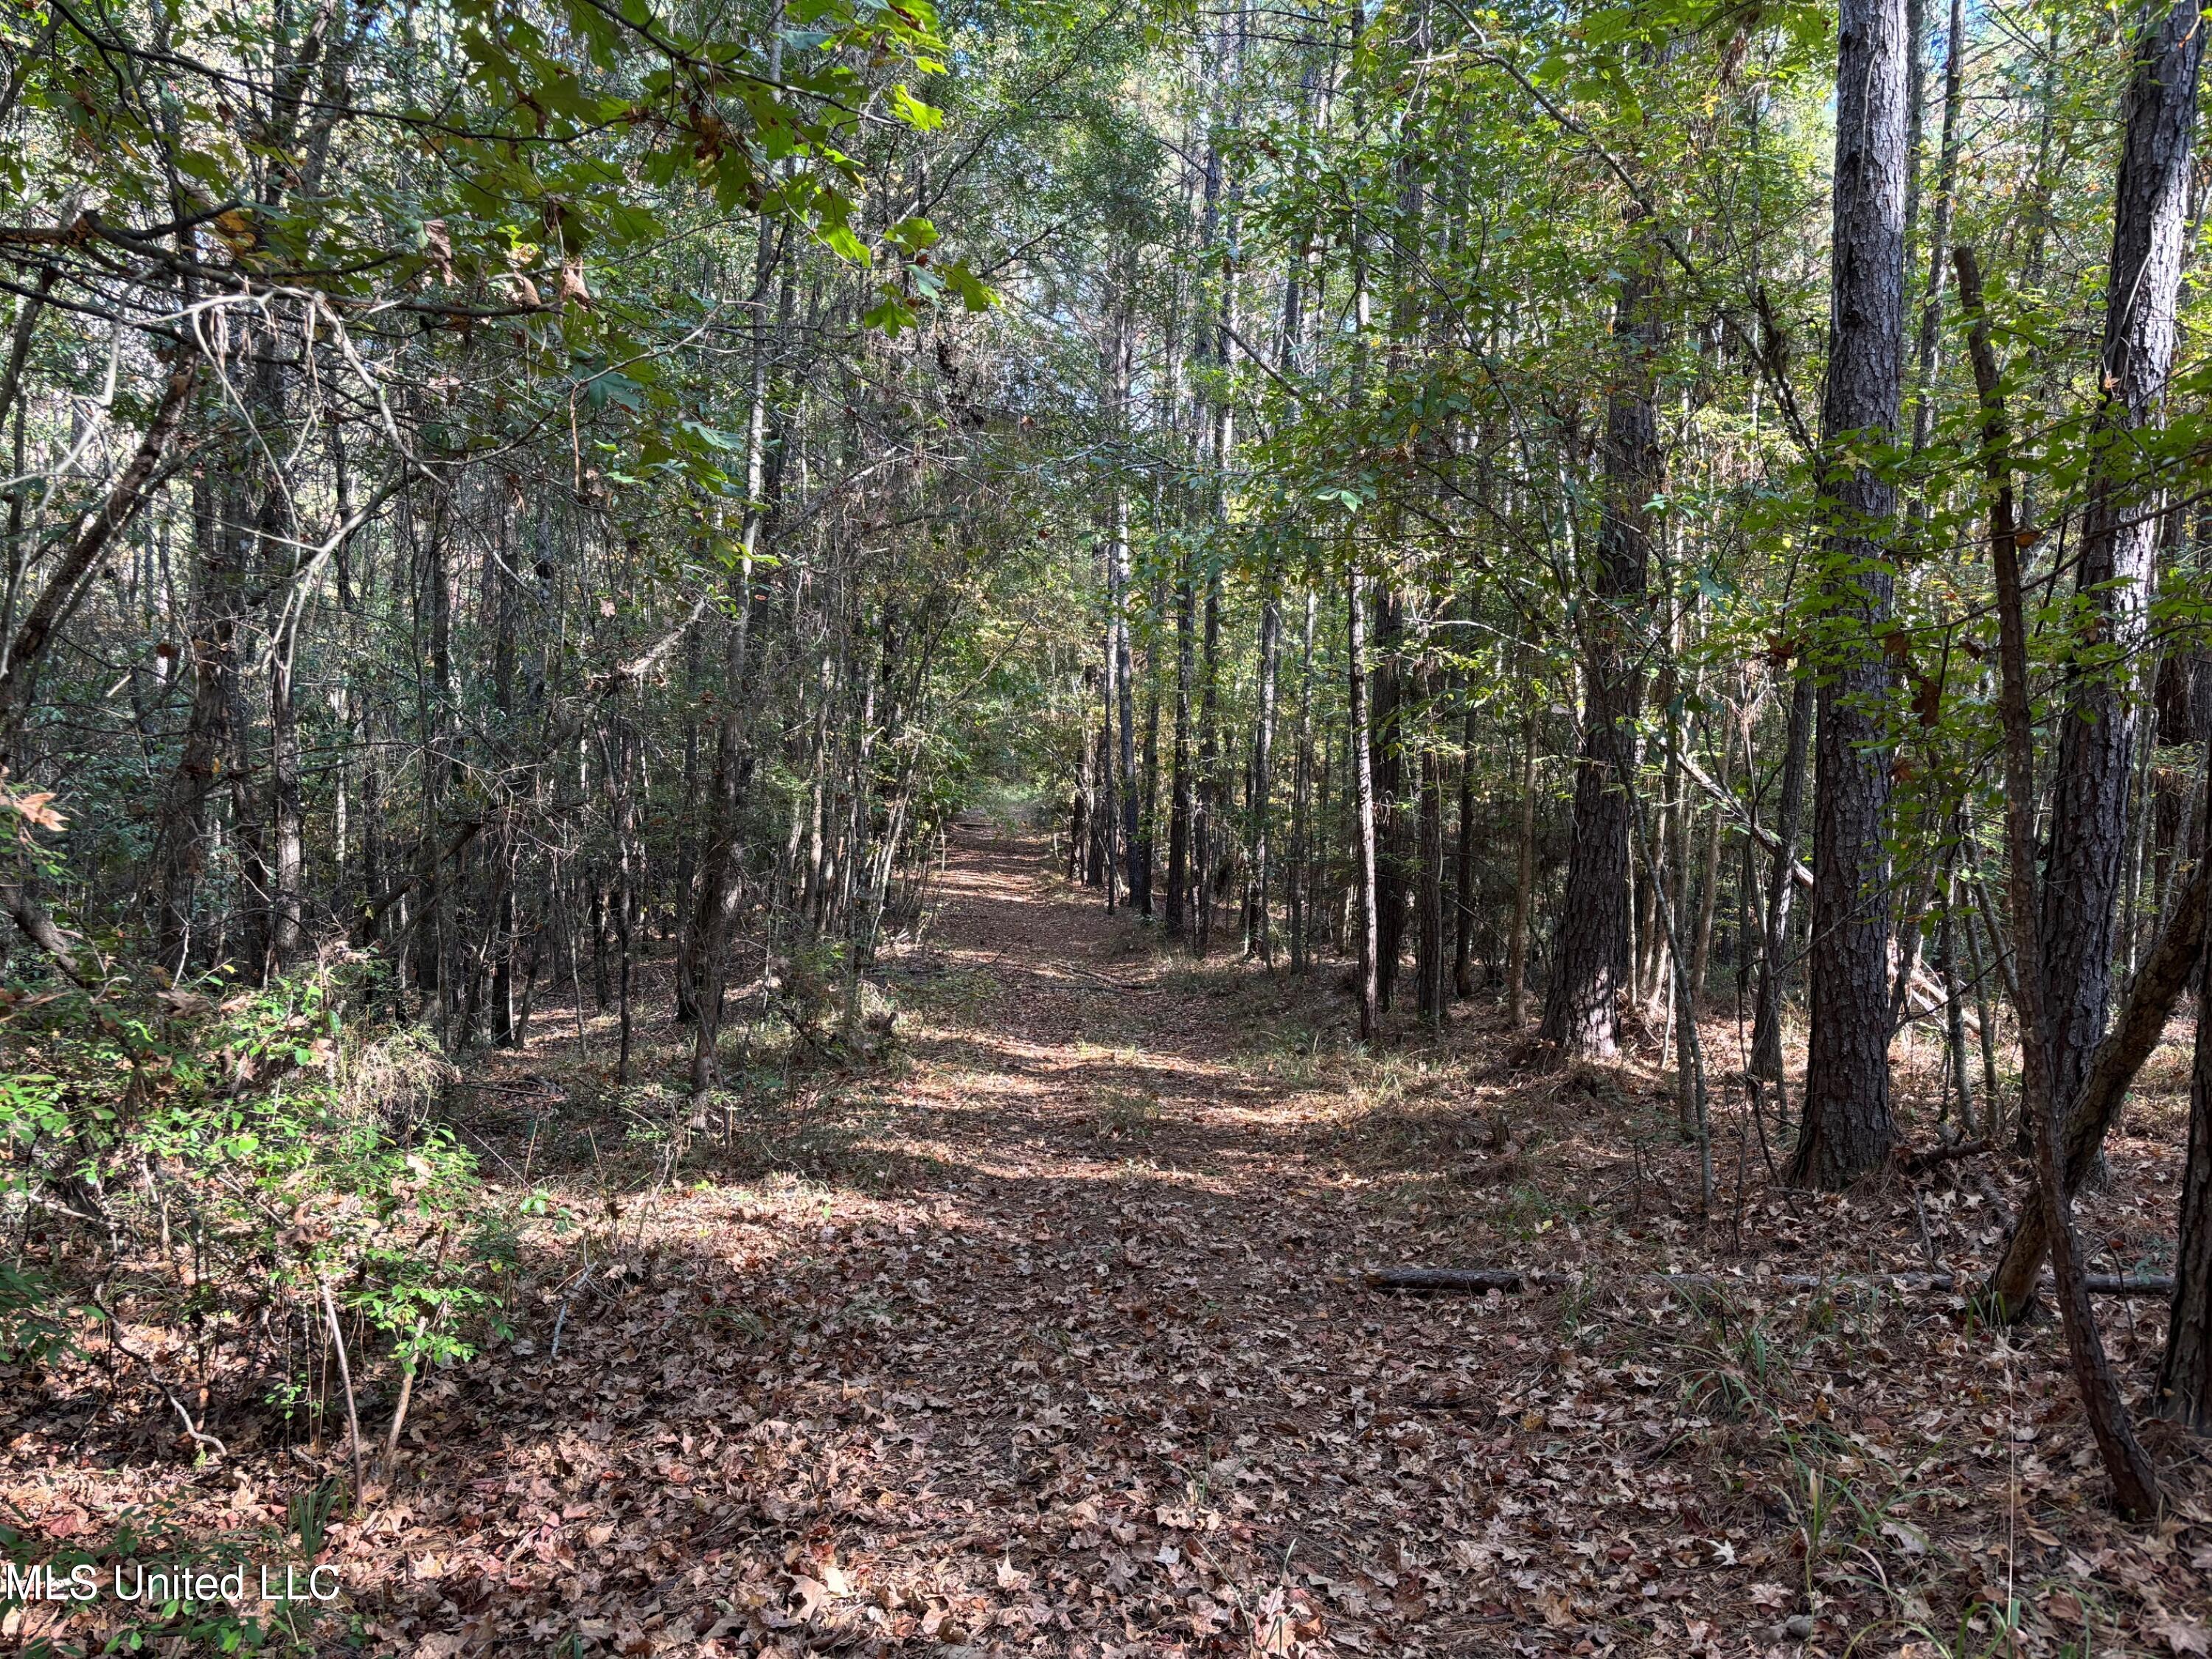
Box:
7, 790, 66, 832
2151, 1608, 2211, 1656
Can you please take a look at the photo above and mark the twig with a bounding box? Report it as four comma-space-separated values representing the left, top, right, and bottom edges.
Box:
383, 1318, 425, 1471
549, 1259, 595, 1360
319, 1276, 366, 1505
168, 1394, 228, 1458
1060, 962, 1155, 991
1912, 1192, 1942, 1273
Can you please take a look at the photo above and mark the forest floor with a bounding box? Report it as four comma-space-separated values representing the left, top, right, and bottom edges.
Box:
7, 824, 2212, 1658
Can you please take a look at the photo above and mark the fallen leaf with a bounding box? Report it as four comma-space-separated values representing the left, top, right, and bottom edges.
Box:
2151, 1608, 2211, 1656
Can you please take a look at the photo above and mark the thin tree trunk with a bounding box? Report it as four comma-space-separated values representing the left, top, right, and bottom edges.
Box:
1288, 586, 1317, 972
1110, 351, 1143, 918
1246, 569, 1281, 962
1195, 564, 1222, 953
1348, 568, 1380, 1045
2160, 944, 2212, 1427
1958, 242, 2160, 1517
1371, 591, 1406, 1006
1166, 546, 1194, 938
152, 470, 243, 973
1689, 729, 1728, 999
1507, 699, 1537, 1028
1453, 698, 1478, 1000
1416, 693, 1445, 1027
1939, 855, 1973, 1128
1961, 888, 2002, 1136
1752, 667, 1812, 1078
688, 187, 784, 1096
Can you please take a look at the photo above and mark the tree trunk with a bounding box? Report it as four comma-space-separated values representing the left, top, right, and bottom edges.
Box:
1347, 568, 1380, 1044
2160, 946, 2212, 1428
1752, 667, 1812, 1078
1453, 698, 1478, 1000
1958, 240, 2161, 1516
1194, 562, 1222, 952
1537, 256, 1659, 1060
152, 470, 243, 973
1167, 545, 1194, 938
1961, 888, 2002, 1136
1507, 699, 1537, 1027
1288, 587, 1317, 972
1938, 859, 1974, 1128
1415, 692, 1445, 1028
1245, 570, 1281, 961
1792, 0, 1910, 1187
686, 195, 785, 1098
2036, 0, 2203, 1164
1110, 430, 1143, 918
1371, 591, 1406, 1006
1689, 737, 1726, 1000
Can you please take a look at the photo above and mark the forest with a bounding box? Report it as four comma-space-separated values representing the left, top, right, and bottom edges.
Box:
1, 0, 2212, 1649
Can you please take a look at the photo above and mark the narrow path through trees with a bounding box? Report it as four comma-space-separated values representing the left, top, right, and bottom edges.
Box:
191, 824, 2197, 1657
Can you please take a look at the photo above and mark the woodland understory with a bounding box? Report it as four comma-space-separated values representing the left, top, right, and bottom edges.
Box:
1, 827, 2208, 1658
8, 0, 2212, 1647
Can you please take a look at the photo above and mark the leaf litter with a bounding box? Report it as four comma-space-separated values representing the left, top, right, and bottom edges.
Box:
3, 827, 2208, 1656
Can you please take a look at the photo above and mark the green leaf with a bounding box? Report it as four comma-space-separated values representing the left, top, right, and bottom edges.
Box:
891, 83, 944, 131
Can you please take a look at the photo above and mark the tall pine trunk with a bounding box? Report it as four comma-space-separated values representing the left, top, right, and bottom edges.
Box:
1988, 0, 2205, 1301
2034, 0, 2203, 1158
1245, 571, 1280, 961
1537, 255, 1660, 1059
1792, 0, 1910, 1187
1415, 702, 1446, 1028
1166, 546, 1194, 938
1287, 585, 1317, 971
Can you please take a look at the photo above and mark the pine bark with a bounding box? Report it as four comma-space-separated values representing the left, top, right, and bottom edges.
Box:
1792, 0, 1910, 1186
1245, 573, 1281, 961
2037, 0, 2203, 1150
1537, 261, 1659, 1059
1167, 546, 1194, 937
1288, 588, 1317, 971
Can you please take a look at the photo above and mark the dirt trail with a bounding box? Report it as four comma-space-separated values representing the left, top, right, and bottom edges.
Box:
317, 827, 2212, 1655
367, 825, 1537, 1657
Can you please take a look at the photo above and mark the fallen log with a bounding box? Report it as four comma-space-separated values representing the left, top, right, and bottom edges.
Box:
1901, 1138, 1994, 1172
1368, 1265, 2173, 1298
